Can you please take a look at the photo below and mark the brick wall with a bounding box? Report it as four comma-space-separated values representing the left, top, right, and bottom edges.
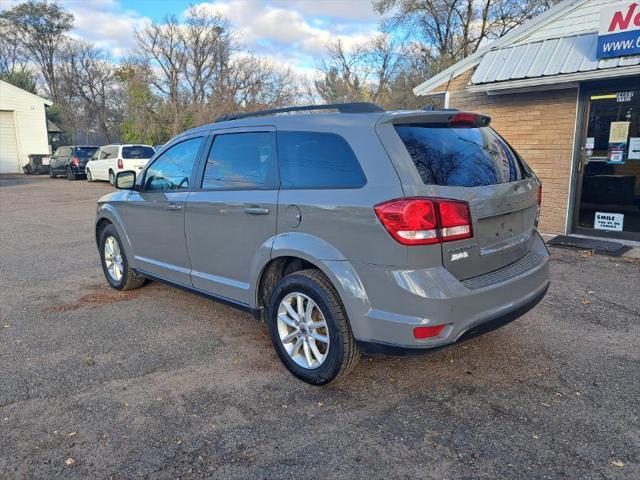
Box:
433, 69, 578, 234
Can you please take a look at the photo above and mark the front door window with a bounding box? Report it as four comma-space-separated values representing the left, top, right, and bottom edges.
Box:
577, 87, 640, 239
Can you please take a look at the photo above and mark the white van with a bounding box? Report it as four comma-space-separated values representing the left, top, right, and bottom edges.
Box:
87, 144, 155, 185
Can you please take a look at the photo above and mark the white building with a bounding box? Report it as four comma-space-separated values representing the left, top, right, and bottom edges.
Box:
0, 80, 52, 174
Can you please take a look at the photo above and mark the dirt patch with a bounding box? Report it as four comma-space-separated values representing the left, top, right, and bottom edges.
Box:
47, 286, 143, 313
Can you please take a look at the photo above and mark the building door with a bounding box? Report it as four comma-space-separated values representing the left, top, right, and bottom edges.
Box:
0, 111, 20, 173
573, 83, 640, 241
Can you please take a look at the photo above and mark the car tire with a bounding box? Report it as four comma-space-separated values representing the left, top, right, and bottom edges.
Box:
99, 224, 146, 291
267, 269, 360, 385
67, 168, 76, 181
108, 170, 115, 186
49, 167, 55, 178
86, 169, 93, 182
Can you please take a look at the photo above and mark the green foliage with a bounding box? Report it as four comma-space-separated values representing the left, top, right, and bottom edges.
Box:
117, 65, 171, 145
0, 70, 36, 93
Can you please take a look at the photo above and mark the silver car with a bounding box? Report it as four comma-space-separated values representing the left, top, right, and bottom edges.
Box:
95, 103, 550, 385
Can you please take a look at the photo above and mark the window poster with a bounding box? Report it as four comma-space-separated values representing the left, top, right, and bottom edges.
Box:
594, 212, 624, 232
609, 121, 630, 143
628, 137, 640, 160
608, 121, 630, 164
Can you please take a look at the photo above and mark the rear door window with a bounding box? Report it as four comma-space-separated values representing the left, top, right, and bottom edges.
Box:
123, 146, 155, 159
202, 132, 276, 189
277, 131, 366, 189
394, 125, 529, 187
73, 147, 98, 159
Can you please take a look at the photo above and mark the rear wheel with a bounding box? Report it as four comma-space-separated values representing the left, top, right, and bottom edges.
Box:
267, 269, 360, 385
108, 170, 115, 185
49, 167, 55, 178
99, 224, 145, 291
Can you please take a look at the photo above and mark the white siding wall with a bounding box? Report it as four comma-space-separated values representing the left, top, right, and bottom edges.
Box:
516, 0, 626, 44
0, 80, 50, 170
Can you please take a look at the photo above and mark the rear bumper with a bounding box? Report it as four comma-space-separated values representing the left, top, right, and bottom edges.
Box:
342, 232, 550, 350
358, 282, 548, 354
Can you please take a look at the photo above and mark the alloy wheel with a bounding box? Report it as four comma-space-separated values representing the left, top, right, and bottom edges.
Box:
277, 292, 330, 369
104, 235, 124, 282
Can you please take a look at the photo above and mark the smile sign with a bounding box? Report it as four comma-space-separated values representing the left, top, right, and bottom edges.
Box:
597, 2, 640, 58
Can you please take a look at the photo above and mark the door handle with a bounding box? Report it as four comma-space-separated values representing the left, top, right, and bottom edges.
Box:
166, 203, 183, 211
244, 206, 270, 215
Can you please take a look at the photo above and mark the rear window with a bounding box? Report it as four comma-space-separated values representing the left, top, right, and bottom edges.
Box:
122, 146, 155, 159
73, 147, 98, 159
394, 125, 530, 187
278, 131, 366, 189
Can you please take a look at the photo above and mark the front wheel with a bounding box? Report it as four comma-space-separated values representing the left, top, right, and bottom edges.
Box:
67, 168, 76, 181
99, 224, 145, 291
86, 169, 93, 182
267, 269, 360, 385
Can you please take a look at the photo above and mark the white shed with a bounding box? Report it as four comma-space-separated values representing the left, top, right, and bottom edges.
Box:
0, 80, 52, 173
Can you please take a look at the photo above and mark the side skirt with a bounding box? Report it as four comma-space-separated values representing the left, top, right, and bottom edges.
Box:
133, 268, 260, 318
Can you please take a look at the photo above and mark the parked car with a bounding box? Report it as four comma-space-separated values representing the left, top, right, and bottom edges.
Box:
86, 144, 155, 185
94, 103, 550, 385
49, 145, 99, 180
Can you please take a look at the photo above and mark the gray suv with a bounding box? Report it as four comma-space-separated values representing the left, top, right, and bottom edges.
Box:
95, 103, 550, 385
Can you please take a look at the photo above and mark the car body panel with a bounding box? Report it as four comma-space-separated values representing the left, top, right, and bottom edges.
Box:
95, 108, 550, 351
186, 189, 279, 304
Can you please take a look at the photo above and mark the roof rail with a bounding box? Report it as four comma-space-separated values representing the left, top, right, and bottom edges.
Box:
421, 105, 459, 112
215, 102, 384, 122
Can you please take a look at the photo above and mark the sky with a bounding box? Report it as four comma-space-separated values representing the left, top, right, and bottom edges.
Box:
31, 0, 387, 76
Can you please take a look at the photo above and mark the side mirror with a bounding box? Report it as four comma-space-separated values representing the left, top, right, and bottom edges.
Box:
115, 170, 136, 190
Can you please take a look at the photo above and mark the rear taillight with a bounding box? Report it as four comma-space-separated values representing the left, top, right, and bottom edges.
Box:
71, 156, 79, 166
117, 158, 123, 169
374, 198, 472, 246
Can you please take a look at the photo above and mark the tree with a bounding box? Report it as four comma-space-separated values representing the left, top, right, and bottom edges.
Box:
181, 6, 234, 104
315, 40, 369, 103
133, 10, 304, 134
0, 19, 31, 76
0, 0, 73, 101
0, 70, 37, 93
314, 35, 426, 109
374, 0, 560, 70
134, 14, 188, 135
116, 63, 170, 145
57, 40, 120, 143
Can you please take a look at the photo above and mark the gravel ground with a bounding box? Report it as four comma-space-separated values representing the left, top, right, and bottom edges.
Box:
1, 175, 638, 480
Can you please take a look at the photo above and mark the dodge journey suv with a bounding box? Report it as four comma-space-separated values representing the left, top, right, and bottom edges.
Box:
95, 103, 550, 385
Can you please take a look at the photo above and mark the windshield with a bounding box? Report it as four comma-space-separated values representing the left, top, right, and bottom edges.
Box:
74, 147, 98, 159
394, 125, 530, 187
122, 146, 155, 159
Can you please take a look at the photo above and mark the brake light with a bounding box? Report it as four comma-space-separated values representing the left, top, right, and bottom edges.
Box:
71, 156, 79, 166
449, 112, 491, 128
414, 325, 446, 339
117, 158, 123, 169
374, 198, 472, 245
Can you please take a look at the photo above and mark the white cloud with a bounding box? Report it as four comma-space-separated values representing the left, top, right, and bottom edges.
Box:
192, 0, 380, 70
61, 0, 150, 58
2, 0, 383, 71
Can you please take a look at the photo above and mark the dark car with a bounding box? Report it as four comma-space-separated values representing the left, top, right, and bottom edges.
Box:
49, 145, 99, 180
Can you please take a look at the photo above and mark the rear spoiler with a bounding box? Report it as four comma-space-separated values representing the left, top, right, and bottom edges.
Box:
378, 110, 491, 128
